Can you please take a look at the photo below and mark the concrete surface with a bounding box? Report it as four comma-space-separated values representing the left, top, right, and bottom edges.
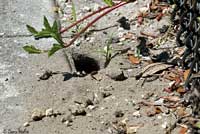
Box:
0, 0, 71, 133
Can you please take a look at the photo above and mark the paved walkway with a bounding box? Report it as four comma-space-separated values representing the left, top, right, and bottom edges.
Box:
0, 0, 70, 132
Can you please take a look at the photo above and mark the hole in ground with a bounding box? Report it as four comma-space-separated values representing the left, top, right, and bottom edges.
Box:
72, 53, 100, 74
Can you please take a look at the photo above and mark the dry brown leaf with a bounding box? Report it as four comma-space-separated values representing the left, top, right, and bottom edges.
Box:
177, 107, 187, 117
177, 86, 186, 94
123, 32, 135, 40
137, 15, 143, 25
156, 13, 163, 21
161, 96, 181, 102
146, 106, 162, 116
155, 106, 162, 114
129, 55, 141, 64
184, 69, 190, 81
137, 63, 172, 78
179, 126, 188, 134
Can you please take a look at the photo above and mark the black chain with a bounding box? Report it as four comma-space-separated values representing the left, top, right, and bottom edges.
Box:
172, 0, 200, 88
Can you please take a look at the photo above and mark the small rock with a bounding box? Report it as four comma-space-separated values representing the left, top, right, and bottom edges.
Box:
127, 126, 137, 134
64, 120, 73, 126
61, 114, 73, 123
132, 111, 141, 118
87, 105, 97, 110
61, 114, 73, 127
74, 97, 94, 108
107, 70, 127, 81
127, 125, 142, 134
82, 6, 91, 12
157, 115, 162, 119
69, 105, 87, 116
101, 92, 112, 98
134, 105, 140, 110
31, 109, 45, 121
0, 32, 5, 36
161, 122, 168, 129
23, 122, 30, 127
39, 70, 52, 80
45, 108, 54, 117
114, 110, 124, 118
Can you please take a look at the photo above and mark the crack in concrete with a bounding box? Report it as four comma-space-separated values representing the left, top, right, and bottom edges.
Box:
0, 34, 32, 38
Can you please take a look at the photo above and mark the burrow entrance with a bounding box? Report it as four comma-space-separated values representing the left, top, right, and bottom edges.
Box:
72, 53, 100, 74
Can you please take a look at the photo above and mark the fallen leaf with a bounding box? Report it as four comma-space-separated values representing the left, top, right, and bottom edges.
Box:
177, 86, 186, 94
184, 69, 190, 81
136, 63, 172, 79
123, 32, 135, 40
177, 107, 187, 117
179, 126, 188, 134
156, 13, 163, 21
129, 55, 141, 64
194, 121, 200, 128
146, 106, 162, 117
137, 13, 143, 25
161, 96, 181, 102
126, 124, 144, 134
164, 77, 182, 93
140, 31, 158, 38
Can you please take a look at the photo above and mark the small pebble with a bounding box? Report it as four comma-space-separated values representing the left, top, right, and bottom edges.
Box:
69, 105, 87, 116
132, 111, 141, 118
45, 108, 54, 117
114, 110, 124, 118
31, 109, 45, 121
23, 122, 30, 127
157, 115, 162, 119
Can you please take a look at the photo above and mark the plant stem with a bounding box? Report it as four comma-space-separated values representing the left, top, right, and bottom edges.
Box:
60, 5, 112, 34
63, 1, 129, 48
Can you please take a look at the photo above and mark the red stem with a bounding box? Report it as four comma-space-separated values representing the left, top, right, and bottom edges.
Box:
60, 5, 112, 34
64, 1, 129, 48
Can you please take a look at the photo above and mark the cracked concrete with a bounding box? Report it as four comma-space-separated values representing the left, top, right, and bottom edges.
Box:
0, 0, 71, 133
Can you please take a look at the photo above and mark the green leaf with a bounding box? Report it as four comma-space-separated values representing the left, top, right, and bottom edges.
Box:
52, 20, 58, 32
43, 16, 51, 30
103, 0, 114, 6
34, 30, 52, 39
26, 25, 38, 35
23, 45, 42, 54
48, 44, 63, 57
195, 122, 200, 128
71, 1, 77, 22
50, 33, 63, 44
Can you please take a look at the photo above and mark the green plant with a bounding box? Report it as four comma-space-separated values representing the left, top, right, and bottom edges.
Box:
98, 35, 114, 67
23, 0, 134, 56
24, 16, 64, 57
70, 0, 82, 34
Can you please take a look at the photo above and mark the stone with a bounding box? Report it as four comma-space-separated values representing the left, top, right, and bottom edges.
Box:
107, 70, 127, 81
134, 105, 140, 110
69, 105, 87, 116
61, 114, 74, 127
31, 108, 45, 121
132, 111, 141, 118
23, 122, 30, 127
45, 108, 54, 117
114, 110, 124, 118
74, 97, 94, 108
101, 92, 112, 98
